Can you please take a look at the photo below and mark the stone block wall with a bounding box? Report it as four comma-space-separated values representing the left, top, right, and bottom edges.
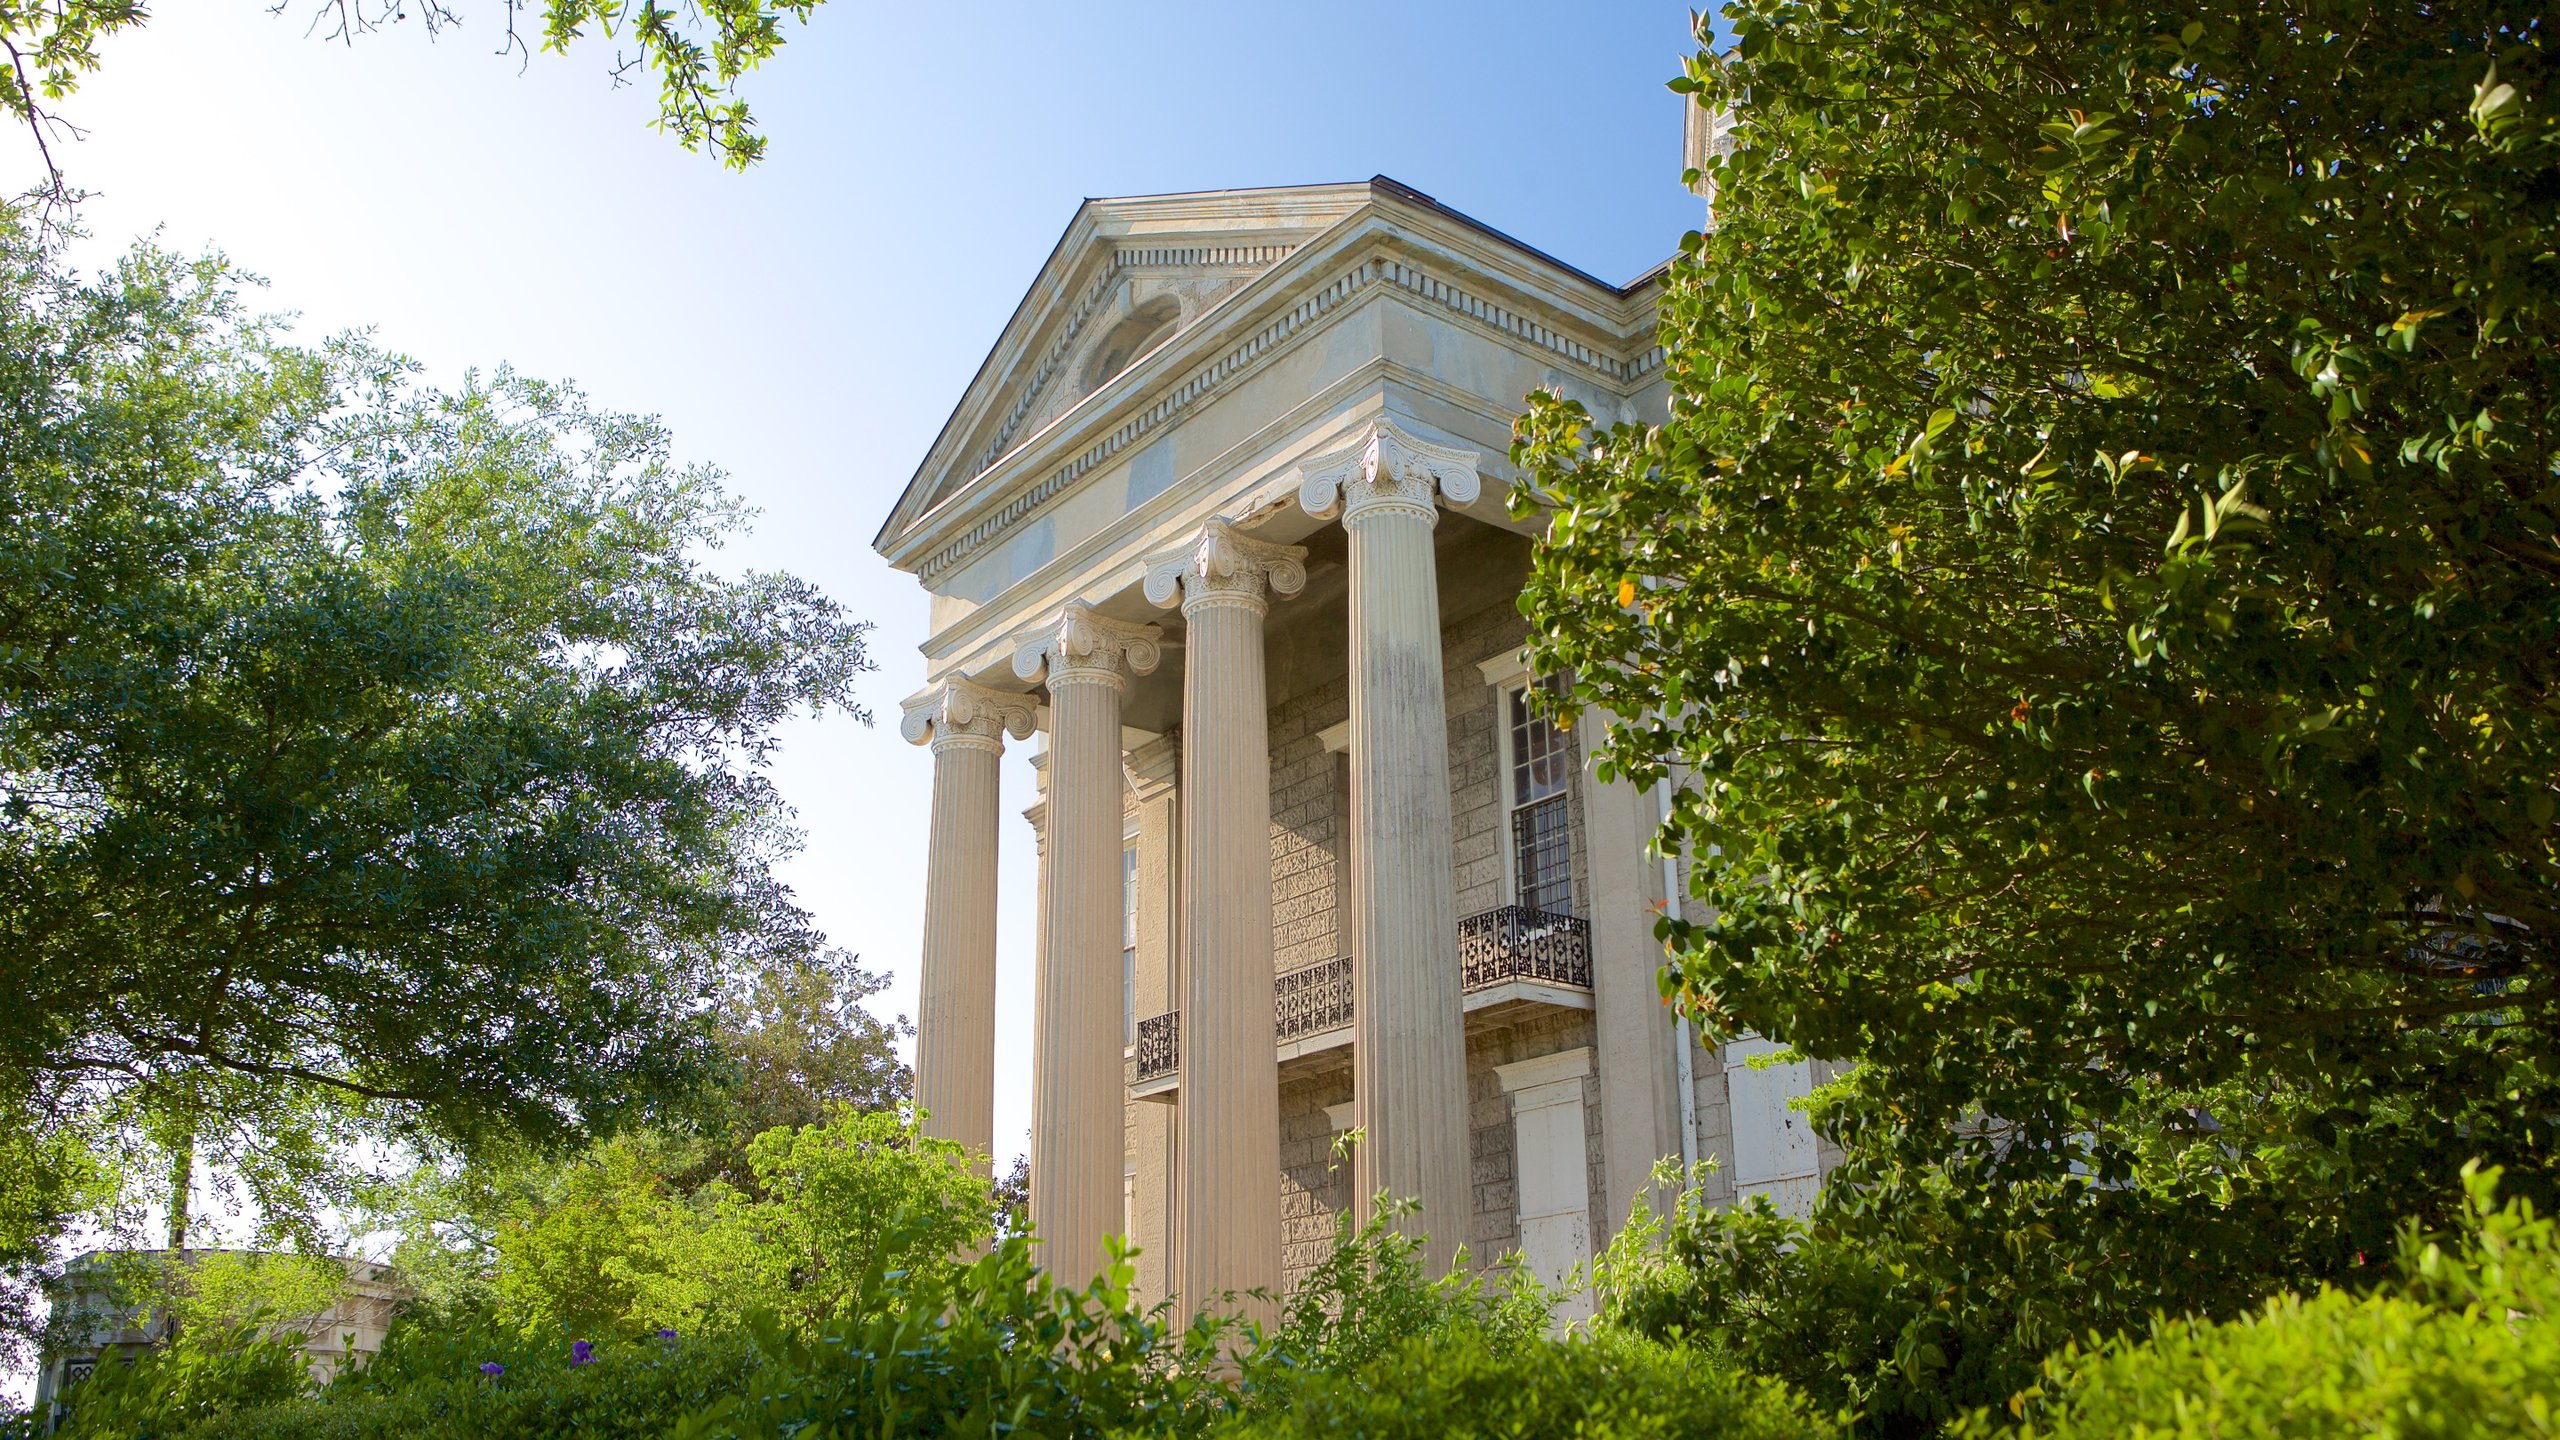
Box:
1461, 1009, 1600, 1267
1267, 674, 1349, 973
1277, 1061, 1355, 1294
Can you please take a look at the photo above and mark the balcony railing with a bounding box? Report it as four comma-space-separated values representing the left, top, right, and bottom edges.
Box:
1459, 905, 1592, 991
1130, 907, 1592, 1084
1134, 1010, 1180, 1084
1275, 955, 1354, 1042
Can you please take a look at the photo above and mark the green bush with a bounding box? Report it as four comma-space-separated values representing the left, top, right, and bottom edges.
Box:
1246, 1196, 1546, 1396
1599, 1181, 2038, 1436
63, 1323, 751, 1440
1966, 1165, 2559, 1438
1213, 1325, 1836, 1440
664, 1235, 1234, 1440
49, 1323, 311, 1440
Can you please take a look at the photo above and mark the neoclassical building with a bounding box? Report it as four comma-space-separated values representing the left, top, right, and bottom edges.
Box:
876, 174, 1833, 1314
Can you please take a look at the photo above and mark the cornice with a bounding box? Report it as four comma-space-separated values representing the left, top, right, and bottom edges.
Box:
957, 241, 1301, 487
891, 236, 1660, 585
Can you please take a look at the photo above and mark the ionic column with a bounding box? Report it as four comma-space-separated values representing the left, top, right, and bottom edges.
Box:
899, 678, 1039, 1173
1298, 419, 1483, 1276
1012, 602, 1162, 1281
1143, 517, 1306, 1318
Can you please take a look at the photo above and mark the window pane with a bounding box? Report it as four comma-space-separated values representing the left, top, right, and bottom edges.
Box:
1512, 794, 1574, 915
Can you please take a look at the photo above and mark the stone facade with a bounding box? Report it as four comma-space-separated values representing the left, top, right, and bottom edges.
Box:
878, 178, 1841, 1316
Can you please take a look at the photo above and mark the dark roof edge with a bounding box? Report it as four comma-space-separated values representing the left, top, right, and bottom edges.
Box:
870, 197, 1101, 552
1367, 175, 1652, 298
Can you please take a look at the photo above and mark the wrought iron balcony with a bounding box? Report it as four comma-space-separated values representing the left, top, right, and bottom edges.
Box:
1458, 905, 1592, 991
1134, 1010, 1180, 1083
1129, 909, 1592, 1089
1275, 954, 1354, 1042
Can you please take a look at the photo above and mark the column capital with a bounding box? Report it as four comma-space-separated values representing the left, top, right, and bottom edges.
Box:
1294, 419, 1484, 527
900, 676, 1041, 753
1012, 601, 1164, 691
1141, 516, 1307, 615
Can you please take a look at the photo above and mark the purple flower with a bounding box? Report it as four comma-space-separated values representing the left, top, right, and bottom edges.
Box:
570, 1340, 595, 1366
656, 1328, 677, 1342
479, 1362, 504, 1378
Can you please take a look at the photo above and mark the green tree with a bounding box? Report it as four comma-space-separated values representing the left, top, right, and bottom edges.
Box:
729, 1107, 990, 1332
482, 1109, 989, 1339
0, 0, 827, 187
687, 954, 909, 1193
0, 211, 869, 1345
1516, 0, 2556, 1425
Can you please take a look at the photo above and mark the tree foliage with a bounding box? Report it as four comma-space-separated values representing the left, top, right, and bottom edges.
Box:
1960, 1165, 2560, 1437
0, 212, 869, 1330
1516, 0, 2558, 1424
0, 0, 825, 187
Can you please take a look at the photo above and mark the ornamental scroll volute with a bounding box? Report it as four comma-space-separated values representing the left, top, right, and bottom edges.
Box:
1010, 600, 1165, 688
1141, 516, 1308, 611
898, 676, 1041, 750
1294, 418, 1484, 525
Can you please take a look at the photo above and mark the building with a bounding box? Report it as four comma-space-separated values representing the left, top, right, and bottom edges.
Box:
30, 1250, 399, 1430
873, 174, 1835, 1316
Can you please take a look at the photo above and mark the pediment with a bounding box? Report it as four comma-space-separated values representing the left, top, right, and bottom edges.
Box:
876, 185, 1373, 552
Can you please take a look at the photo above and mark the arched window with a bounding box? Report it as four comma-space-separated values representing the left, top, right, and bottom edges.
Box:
1081, 295, 1181, 394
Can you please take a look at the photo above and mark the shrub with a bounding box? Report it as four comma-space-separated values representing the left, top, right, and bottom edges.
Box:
1213, 1325, 1836, 1440
48, 1322, 311, 1440
1966, 1164, 2560, 1438
662, 1234, 1235, 1440
164, 1325, 756, 1440
1245, 1195, 1546, 1396
1599, 1179, 2027, 1436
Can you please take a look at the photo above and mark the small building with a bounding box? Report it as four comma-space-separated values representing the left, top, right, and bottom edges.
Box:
30, 1250, 399, 1431
875, 171, 1844, 1320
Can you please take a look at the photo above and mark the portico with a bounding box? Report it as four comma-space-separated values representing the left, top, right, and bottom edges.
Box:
876, 178, 1837, 1315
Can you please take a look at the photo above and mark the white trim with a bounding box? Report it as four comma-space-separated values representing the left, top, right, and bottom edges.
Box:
1316, 718, 1352, 755
1324, 1102, 1357, 1133
1491, 675, 1524, 907
1494, 1045, 1595, 1095
1476, 649, 1532, 691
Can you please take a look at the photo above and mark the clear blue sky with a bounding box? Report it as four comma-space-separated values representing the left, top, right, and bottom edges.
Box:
18, 0, 1707, 1200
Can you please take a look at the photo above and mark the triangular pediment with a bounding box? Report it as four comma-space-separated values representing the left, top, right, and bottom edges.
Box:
875, 184, 1374, 553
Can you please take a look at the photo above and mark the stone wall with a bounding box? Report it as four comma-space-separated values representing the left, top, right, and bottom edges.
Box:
1267, 674, 1348, 973
1278, 1060, 1355, 1294
1464, 1009, 1601, 1266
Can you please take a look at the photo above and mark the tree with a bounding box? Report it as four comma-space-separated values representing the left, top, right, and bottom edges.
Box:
477, 1109, 990, 1339
1516, 0, 2556, 1424
0, 0, 828, 189
0, 210, 870, 1342
687, 953, 909, 1192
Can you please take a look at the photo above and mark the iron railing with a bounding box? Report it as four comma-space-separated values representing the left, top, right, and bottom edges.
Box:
1129, 911, 1593, 1083
1275, 955, 1354, 1042
1458, 905, 1592, 991
1134, 1010, 1180, 1083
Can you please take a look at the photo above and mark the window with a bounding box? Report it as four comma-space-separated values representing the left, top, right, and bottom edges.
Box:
1506, 674, 1575, 915
1123, 843, 1139, 1045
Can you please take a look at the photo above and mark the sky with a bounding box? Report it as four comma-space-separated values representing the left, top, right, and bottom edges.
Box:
12, 0, 1708, 1239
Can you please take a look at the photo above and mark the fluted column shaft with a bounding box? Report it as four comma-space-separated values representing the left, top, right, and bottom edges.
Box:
1014, 605, 1161, 1282
901, 679, 1037, 1174
919, 734, 1002, 1165
1299, 421, 1483, 1277
1146, 518, 1306, 1319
